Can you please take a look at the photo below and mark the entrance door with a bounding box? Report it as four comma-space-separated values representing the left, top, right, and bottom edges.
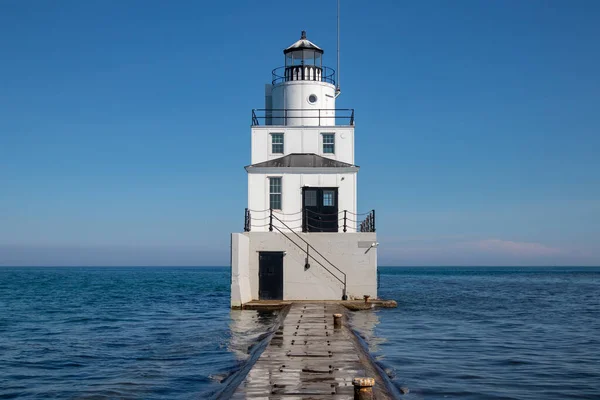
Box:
258, 252, 284, 300
302, 187, 339, 232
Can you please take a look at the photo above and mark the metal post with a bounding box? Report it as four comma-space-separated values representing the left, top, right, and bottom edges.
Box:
318, 108, 321, 126
372, 210, 376, 232
305, 244, 310, 270
343, 210, 347, 232
303, 207, 307, 232
269, 208, 273, 232
333, 313, 342, 328
337, 0, 340, 93
353, 378, 375, 400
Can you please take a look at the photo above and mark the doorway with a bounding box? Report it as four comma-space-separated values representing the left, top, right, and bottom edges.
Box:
258, 252, 284, 300
302, 187, 339, 232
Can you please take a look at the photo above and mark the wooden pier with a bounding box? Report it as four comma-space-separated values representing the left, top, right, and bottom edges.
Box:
230, 302, 396, 399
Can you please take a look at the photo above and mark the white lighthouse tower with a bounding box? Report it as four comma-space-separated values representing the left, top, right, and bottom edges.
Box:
231, 31, 377, 307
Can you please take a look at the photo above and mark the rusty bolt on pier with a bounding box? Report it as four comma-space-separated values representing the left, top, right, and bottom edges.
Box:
353, 377, 375, 400
333, 313, 342, 328
363, 295, 370, 304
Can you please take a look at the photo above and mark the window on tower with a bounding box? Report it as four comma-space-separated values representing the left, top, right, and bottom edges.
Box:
269, 177, 282, 210
271, 133, 284, 154
322, 133, 335, 154
323, 190, 335, 207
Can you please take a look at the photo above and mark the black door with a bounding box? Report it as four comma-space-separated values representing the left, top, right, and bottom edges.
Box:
258, 252, 284, 300
302, 187, 339, 232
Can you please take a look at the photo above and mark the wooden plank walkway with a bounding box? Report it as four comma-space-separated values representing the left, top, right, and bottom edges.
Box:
231, 302, 394, 399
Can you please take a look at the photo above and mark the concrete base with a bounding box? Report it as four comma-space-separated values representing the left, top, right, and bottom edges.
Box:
231, 232, 378, 307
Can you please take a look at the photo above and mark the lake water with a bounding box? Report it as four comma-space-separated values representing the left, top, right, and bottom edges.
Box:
1, 266, 599, 399
352, 267, 600, 399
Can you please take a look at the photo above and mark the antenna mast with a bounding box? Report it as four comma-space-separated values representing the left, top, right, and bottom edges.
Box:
336, 0, 341, 97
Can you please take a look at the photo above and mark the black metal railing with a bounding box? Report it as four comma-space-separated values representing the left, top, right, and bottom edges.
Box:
243, 208, 376, 233
359, 210, 376, 233
270, 211, 347, 300
244, 208, 251, 232
272, 66, 336, 85
251, 108, 354, 126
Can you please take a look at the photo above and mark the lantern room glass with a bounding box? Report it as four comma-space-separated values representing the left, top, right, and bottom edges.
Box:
285, 50, 322, 68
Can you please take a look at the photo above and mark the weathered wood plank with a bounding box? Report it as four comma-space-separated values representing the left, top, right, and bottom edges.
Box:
231, 302, 394, 399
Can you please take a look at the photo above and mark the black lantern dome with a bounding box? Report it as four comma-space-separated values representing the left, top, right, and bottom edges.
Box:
284, 30, 323, 70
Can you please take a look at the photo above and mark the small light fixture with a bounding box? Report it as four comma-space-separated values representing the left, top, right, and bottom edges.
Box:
365, 242, 379, 254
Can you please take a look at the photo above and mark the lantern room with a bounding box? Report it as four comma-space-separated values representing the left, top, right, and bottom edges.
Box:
283, 30, 323, 82
270, 31, 335, 86
269, 31, 337, 126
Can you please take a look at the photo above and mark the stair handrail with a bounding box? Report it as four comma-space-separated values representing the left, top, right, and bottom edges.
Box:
270, 210, 347, 300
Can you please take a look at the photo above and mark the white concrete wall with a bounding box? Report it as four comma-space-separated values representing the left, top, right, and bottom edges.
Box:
230, 232, 377, 305
230, 233, 251, 307
251, 126, 355, 165
247, 171, 357, 232
271, 81, 336, 126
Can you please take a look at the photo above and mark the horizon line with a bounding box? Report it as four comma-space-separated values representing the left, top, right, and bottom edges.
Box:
1, 265, 599, 268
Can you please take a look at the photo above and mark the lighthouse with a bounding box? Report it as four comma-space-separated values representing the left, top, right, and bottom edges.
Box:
231, 31, 377, 307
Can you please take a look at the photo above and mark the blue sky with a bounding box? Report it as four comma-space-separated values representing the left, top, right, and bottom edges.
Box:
1, 0, 599, 266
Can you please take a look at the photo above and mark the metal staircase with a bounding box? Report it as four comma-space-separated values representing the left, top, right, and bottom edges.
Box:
269, 213, 348, 300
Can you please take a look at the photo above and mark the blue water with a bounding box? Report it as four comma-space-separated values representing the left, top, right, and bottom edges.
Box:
353, 267, 600, 399
0, 267, 280, 399
1, 267, 599, 399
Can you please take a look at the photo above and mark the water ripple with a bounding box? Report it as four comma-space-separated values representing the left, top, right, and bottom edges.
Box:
0, 267, 279, 399
351, 267, 600, 400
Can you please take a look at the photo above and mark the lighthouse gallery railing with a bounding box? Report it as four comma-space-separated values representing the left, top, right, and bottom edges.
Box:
271, 66, 336, 85
251, 108, 354, 126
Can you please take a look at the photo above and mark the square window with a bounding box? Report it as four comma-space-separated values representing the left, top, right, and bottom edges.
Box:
269, 177, 282, 209
323, 190, 335, 206
272, 133, 284, 154
304, 190, 317, 207
270, 194, 281, 210
322, 133, 335, 154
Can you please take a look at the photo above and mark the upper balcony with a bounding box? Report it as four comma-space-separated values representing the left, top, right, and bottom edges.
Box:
252, 108, 355, 127
244, 208, 376, 234
272, 66, 336, 86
